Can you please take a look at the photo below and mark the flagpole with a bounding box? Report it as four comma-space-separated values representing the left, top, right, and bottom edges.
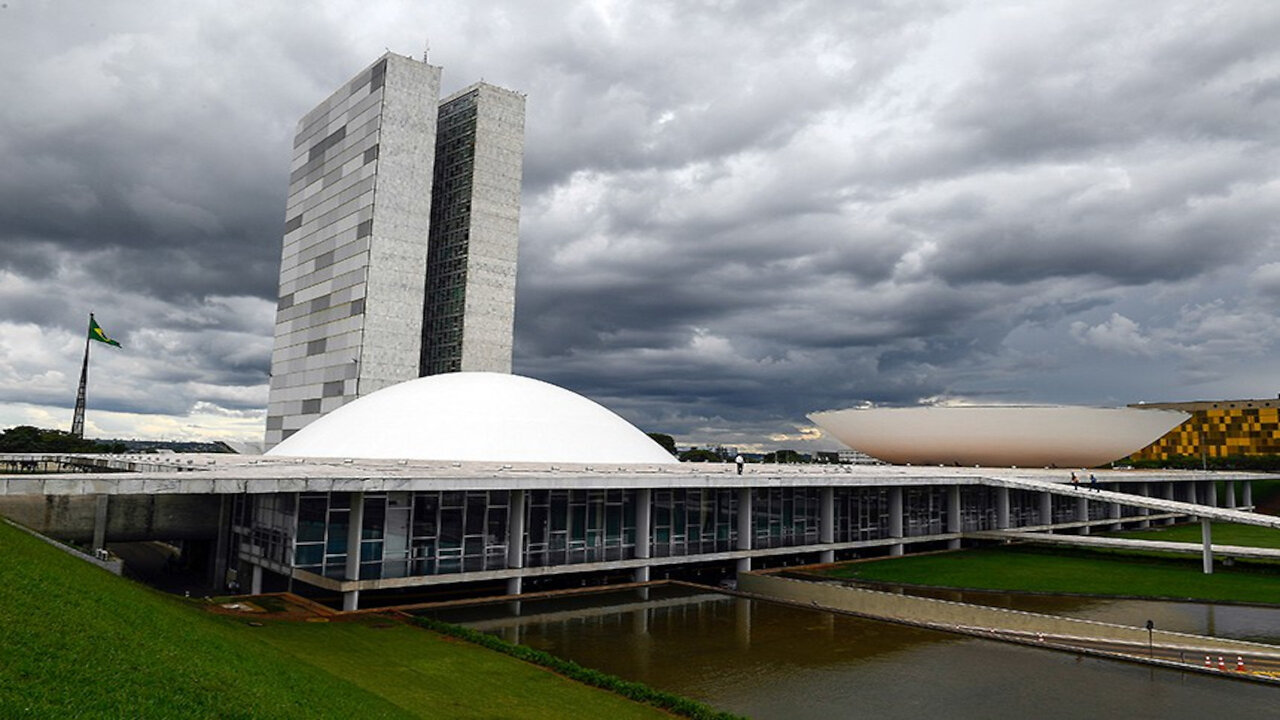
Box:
71, 314, 91, 438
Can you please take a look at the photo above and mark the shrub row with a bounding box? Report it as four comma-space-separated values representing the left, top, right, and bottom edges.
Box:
411, 616, 745, 720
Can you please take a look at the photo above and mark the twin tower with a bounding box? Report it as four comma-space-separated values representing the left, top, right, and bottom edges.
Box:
265, 53, 525, 447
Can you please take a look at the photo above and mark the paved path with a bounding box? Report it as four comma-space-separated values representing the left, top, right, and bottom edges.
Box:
980, 627, 1280, 679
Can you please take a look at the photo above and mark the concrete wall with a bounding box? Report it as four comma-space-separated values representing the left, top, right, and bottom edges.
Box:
0, 494, 222, 543
739, 573, 1273, 653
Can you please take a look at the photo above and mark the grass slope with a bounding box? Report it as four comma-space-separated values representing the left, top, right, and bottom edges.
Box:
0, 522, 668, 719
824, 545, 1280, 603
0, 521, 409, 719
250, 617, 669, 719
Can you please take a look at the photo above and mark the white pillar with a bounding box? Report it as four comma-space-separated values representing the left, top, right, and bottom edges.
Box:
1136, 483, 1150, 529
1243, 481, 1254, 510
1204, 482, 1218, 508
1201, 517, 1213, 575
946, 485, 962, 550
250, 563, 263, 595
888, 486, 904, 556
1039, 491, 1053, 528
736, 487, 753, 574
1225, 480, 1237, 509
1107, 486, 1122, 530
634, 488, 652, 582
343, 492, 364, 611
996, 487, 1010, 530
506, 490, 526, 596
819, 487, 835, 563
1163, 482, 1177, 525
1077, 496, 1090, 535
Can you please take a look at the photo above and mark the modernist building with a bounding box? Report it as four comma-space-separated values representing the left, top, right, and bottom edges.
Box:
265, 53, 525, 447
3, 374, 1275, 611
1129, 397, 1280, 463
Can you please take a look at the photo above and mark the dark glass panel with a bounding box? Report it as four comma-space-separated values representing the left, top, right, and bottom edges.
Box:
412, 493, 438, 538
439, 507, 463, 549
465, 493, 486, 535
362, 497, 386, 540
294, 544, 323, 566
297, 496, 327, 543
326, 508, 349, 554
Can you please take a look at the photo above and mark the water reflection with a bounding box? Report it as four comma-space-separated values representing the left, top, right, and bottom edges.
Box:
424, 586, 1280, 720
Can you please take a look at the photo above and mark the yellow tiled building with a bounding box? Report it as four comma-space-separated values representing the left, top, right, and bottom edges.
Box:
1129, 397, 1280, 462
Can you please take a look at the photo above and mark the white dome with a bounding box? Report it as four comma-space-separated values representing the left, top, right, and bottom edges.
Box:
267, 372, 677, 464
808, 405, 1189, 468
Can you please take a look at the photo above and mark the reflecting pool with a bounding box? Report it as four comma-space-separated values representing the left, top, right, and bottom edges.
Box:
425, 585, 1279, 719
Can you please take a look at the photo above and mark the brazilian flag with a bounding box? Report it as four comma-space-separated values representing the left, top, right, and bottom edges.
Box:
88, 314, 122, 348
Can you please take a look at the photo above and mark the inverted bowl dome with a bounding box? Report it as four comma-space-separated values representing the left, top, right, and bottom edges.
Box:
807, 405, 1189, 467
268, 372, 677, 464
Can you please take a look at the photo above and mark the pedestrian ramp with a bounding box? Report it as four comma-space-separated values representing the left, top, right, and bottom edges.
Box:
966, 530, 1280, 561
979, 476, 1280, 530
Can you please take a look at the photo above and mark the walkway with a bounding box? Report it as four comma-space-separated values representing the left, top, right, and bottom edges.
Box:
981, 476, 1280, 530
966, 530, 1280, 561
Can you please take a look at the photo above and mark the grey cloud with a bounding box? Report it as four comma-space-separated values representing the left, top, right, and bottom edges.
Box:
3, 1, 1280, 449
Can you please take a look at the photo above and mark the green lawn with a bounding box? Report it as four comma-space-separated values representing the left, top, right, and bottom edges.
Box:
0, 521, 669, 719
823, 545, 1280, 604
1107, 521, 1280, 549
251, 617, 669, 719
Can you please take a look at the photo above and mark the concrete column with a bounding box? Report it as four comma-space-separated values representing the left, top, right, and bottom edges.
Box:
92, 494, 109, 551
250, 563, 263, 595
506, 489, 526, 596
1135, 483, 1150, 529
819, 487, 835, 563
1225, 480, 1237, 509
507, 488, 526, 563
1243, 481, 1253, 510
736, 487, 753, 574
635, 489, 652, 559
946, 485, 962, 550
1204, 481, 1218, 508
1163, 482, 1177, 525
888, 487, 904, 556
1076, 496, 1090, 535
634, 488, 652, 582
1107, 487, 1122, 531
1201, 517, 1213, 575
343, 492, 365, 612
996, 487, 1010, 530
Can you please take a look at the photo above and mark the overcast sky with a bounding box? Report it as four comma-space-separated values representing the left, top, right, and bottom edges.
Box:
2, 0, 1278, 451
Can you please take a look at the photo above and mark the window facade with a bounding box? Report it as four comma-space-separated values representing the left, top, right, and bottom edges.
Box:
524, 489, 635, 567
752, 488, 821, 549
651, 489, 738, 557
232, 482, 1166, 583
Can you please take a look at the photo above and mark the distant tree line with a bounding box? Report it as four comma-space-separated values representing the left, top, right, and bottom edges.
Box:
646, 432, 678, 456
0, 426, 127, 454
